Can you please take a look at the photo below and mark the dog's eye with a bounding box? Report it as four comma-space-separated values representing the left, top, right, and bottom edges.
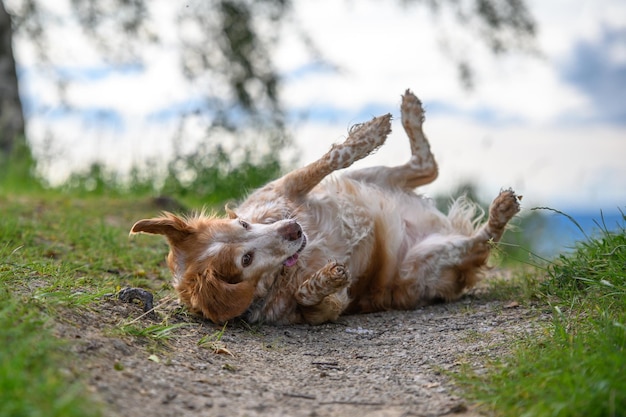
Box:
240, 220, 250, 230
241, 252, 254, 267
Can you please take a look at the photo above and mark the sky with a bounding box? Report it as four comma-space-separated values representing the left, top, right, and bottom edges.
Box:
13, 0, 626, 216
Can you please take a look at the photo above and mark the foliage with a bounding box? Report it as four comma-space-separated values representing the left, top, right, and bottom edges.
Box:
403, 0, 538, 88
457, 213, 626, 417
160, 136, 284, 204
55, 138, 285, 204
9, 2, 292, 140
5, 0, 294, 194
546, 217, 626, 294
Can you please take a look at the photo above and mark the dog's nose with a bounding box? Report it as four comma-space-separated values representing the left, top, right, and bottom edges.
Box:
278, 221, 302, 241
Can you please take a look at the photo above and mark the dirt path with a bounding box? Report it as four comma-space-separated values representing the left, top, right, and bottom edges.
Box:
57, 283, 545, 417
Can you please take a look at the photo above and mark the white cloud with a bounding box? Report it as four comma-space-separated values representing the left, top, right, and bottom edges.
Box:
278, 0, 624, 127
63, 50, 191, 117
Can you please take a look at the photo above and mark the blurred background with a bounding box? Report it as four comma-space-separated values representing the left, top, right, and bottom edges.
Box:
1, 0, 624, 258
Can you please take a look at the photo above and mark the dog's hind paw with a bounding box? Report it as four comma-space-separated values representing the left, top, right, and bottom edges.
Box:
401, 89, 425, 127
488, 189, 521, 232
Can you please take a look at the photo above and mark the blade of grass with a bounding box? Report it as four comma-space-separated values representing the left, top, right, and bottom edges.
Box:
531, 206, 589, 240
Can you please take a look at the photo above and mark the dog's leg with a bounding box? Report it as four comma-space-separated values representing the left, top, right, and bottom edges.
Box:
346, 89, 438, 190
294, 261, 351, 324
276, 114, 392, 200
395, 190, 520, 307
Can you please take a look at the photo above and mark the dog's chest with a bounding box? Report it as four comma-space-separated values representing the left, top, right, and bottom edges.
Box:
334, 197, 374, 249
300, 181, 378, 256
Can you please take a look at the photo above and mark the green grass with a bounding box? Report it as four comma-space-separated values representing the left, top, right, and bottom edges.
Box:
0, 193, 177, 416
0, 194, 172, 294
457, 217, 626, 417
119, 322, 190, 342
0, 289, 102, 417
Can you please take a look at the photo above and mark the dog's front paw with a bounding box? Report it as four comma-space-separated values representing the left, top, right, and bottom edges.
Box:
328, 114, 391, 169
345, 114, 392, 149
321, 261, 351, 291
295, 262, 351, 307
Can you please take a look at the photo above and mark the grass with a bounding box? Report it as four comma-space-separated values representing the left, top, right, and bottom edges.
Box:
457, 215, 626, 417
0, 192, 176, 416
119, 322, 190, 341
0, 194, 172, 295
198, 322, 235, 356
0, 289, 102, 417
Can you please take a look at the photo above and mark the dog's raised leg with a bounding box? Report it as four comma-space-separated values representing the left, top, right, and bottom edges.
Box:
399, 89, 439, 188
395, 189, 520, 306
346, 89, 438, 190
277, 113, 392, 200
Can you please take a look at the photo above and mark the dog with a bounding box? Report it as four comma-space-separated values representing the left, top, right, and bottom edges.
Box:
131, 90, 520, 325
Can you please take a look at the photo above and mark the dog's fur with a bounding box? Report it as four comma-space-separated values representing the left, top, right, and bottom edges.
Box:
131, 90, 520, 325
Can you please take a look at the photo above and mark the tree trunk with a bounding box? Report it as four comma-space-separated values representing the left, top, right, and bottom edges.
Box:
0, 0, 26, 159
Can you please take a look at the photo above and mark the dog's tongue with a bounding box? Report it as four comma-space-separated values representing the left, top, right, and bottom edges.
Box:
283, 253, 299, 267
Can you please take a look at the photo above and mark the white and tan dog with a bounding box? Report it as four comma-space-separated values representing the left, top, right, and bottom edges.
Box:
131, 90, 520, 324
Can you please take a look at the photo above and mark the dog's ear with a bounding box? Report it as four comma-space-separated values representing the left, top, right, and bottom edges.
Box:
178, 269, 254, 324
130, 213, 194, 244
224, 204, 238, 220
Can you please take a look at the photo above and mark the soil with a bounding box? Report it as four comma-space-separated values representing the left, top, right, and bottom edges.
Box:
55, 275, 547, 417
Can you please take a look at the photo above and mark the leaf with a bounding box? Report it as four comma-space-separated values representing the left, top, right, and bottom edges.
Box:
214, 346, 234, 357
201, 341, 235, 357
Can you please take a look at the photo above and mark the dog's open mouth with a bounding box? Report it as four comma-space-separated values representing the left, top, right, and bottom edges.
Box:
283, 234, 307, 267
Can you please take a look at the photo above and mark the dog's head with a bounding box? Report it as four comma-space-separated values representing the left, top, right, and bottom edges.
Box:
130, 211, 307, 323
